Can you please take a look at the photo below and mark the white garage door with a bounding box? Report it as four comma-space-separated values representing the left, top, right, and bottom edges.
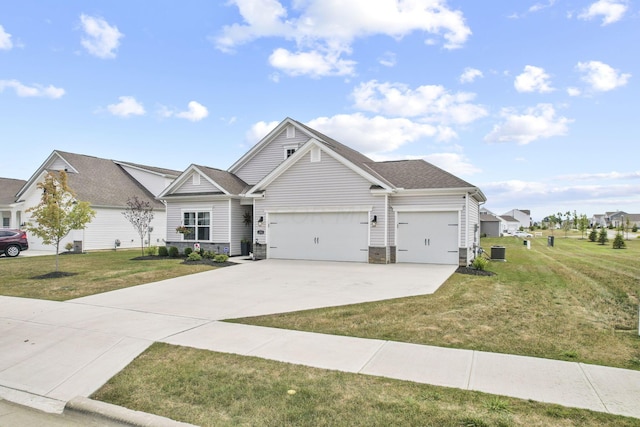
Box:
397, 211, 459, 264
268, 212, 369, 262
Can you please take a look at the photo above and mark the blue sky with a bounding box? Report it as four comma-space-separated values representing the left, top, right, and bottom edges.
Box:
1, 1, 638, 221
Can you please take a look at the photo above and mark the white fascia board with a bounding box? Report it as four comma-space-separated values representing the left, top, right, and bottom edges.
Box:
246, 139, 393, 196
393, 187, 481, 198
16, 151, 76, 199
158, 194, 234, 203
114, 161, 178, 179
191, 166, 230, 196
227, 117, 299, 173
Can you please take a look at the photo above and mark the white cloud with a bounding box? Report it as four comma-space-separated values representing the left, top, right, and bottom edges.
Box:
80, 14, 123, 59
578, 0, 628, 25
0, 24, 13, 50
214, 0, 471, 77
245, 120, 280, 145
159, 101, 209, 122
576, 60, 630, 92
0, 79, 65, 98
352, 80, 488, 126
566, 87, 581, 96
514, 65, 554, 93
307, 113, 439, 154
175, 101, 209, 122
378, 51, 397, 68
268, 48, 356, 77
107, 96, 145, 117
459, 67, 483, 84
529, 0, 556, 13
484, 103, 572, 145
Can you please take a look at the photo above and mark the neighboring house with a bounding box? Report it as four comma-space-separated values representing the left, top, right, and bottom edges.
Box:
591, 214, 607, 227
500, 216, 520, 235
12, 150, 180, 252
160, 118, 487, 266
0, 178, 27, 229
480, 212, 502, 237
502, 209, 531, 229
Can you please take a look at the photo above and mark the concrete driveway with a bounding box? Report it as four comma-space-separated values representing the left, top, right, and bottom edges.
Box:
0, 260, 455, 413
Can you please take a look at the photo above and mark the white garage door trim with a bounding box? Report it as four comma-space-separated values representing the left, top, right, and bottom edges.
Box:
267, 210, 370, 262
396, 210, 460, 265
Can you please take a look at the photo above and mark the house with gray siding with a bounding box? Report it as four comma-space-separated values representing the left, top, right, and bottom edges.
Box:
161, 118, 486, 266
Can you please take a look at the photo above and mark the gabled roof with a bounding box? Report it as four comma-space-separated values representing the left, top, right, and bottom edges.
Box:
365, 160, 475, 190
158, 164, 249, 198
500, 215, 518, 222
114, 160, 181, 178
480, 213, 501, 222
17, 151, 165, 208
0, 178, 26, 205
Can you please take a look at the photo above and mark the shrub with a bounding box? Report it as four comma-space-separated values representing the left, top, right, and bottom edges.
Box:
612, 233, 626, 249
184, 247, 193, 256
471, 256, 488, 271
65, 242, 73, 252
158, 246, 169, 257
597, 228, 608, 245
633, 224, 638, 233
214, 254, 229, 263
145, 245, 158, 256
168, 246, 179, 258
187, 252, 202, 261
203, 250, 215, 259
588, 229, 597, 242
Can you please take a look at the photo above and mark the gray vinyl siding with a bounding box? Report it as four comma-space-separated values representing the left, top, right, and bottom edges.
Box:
254, 151, 386, 246
165, 200, 230, 242
234, 130, 309, 185
390, 194, 467, 247
177, 173, 219, 194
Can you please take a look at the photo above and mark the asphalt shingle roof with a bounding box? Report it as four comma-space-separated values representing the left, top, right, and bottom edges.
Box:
53, 151, 165, 208
365, 159, 475, 189
0, 178, 26, 205
195, 165, 249, 195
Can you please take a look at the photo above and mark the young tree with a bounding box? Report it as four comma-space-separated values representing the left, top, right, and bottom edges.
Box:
122, 196, 154, 256
597, 228, 609, 245
577, 214, 589, 239
612, 232, 626, 249
26, 171, 96, 271
588, 228, 597, 242
562, 211, 572, 237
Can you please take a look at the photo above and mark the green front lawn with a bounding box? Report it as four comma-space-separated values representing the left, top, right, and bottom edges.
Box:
230, 236, 640, 370
0, 250, 215, 301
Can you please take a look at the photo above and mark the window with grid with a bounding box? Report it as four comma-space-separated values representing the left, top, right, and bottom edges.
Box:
182, 211, 210, 240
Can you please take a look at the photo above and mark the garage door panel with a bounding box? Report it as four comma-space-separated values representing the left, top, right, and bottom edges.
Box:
269, 212, 368, 262
397, 211, 458, 265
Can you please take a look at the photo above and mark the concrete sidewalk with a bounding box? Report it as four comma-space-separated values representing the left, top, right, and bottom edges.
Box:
163, 321, 640, 419
1, 259, 639, 423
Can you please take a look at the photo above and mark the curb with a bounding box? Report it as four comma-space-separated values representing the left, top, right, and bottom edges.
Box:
65, 396, 198, 427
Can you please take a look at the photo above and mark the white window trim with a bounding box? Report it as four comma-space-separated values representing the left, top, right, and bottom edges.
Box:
180, 209, 213, 241
283, 144, 298, 159
192, 173, 200, 185
286, 125, 295, 138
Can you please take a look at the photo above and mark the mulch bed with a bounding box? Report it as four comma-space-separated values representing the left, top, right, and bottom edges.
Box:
131, 255, 238, 268
455, 266, 496, 276
31, 271, 78, 280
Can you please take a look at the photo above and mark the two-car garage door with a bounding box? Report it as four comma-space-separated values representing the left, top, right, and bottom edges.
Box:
396, 211, 459, 265
268, 212, 369, 262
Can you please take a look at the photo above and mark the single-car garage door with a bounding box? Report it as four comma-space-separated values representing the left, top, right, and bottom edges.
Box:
268, 212, 369, 262
397, 211, 459, 264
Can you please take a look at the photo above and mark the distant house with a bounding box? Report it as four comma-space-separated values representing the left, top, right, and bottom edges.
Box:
591, 214, 607, 227
592, 211, 640, 228
159, 117, 487, 265
480, 212, 502, 237
9, 150, 180, 252
0, 178, 27, 229
500, 215, 520, 234
502, 209, 531, 229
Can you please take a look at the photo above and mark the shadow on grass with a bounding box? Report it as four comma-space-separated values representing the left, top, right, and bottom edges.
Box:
31, 271, 78, 280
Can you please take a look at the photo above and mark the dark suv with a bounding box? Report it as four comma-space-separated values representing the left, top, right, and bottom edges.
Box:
0, 229, 29, 257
